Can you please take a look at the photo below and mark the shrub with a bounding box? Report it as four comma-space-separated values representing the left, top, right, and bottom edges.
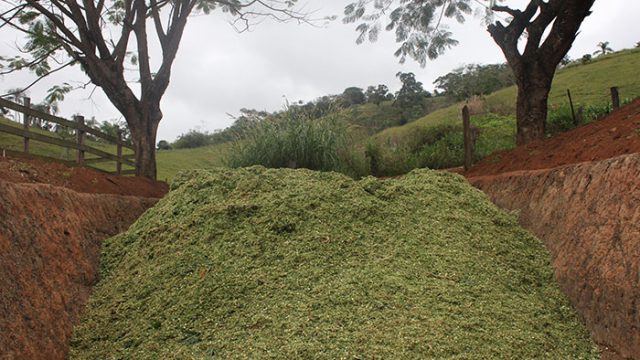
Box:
547, 104, 577, 135
410, 125, 465, 169
364, 141, 383, 176
546, 98, 634, 136
172, 129, 211, 149
157, 140, 172, 150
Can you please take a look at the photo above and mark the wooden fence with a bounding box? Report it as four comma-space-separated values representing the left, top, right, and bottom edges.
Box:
0, 97, 137, 175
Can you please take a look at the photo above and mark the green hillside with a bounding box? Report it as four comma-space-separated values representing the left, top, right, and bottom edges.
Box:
156, 143, 229, 182
70, 167, 598, 359
378, 48, 640, 144
2, 49, 638, 181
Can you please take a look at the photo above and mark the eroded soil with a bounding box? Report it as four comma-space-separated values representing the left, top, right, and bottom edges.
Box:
0, 156, 165, 359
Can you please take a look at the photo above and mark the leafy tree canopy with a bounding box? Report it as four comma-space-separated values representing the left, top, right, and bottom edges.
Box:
366, 85, 394, 106
434, 63, 514, 100
394, 72, 429, 123
344, 0, 596, 145
0, 0, 311, 178
340, 87, 367, 107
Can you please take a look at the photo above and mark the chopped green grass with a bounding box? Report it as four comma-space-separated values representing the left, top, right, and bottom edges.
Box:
70, 167, 598, 359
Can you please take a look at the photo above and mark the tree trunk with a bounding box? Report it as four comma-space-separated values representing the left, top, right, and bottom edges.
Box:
514, 66, 553, 145
129, 109, 161, 180
487, 0, 595, 146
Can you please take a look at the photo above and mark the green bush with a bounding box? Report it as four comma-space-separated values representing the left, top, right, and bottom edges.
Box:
547, 104, 577, 135
368, 114, 518, 177
172, 129, 211, 149
227, 112, 352, 174
412, 127, 464, 169
546, 98, 634, 136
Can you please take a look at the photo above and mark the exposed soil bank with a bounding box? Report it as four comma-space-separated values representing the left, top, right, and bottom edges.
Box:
470, 154, 640, 359
0, 180, 157, 360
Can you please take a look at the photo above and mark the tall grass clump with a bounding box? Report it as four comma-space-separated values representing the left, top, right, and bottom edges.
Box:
226, 112, 366, 176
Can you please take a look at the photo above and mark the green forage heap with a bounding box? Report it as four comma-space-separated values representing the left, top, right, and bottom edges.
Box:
70, 167, 598, 359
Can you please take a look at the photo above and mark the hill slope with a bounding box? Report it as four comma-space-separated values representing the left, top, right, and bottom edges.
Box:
70, 167, 597, 359
377, 48, 640, 143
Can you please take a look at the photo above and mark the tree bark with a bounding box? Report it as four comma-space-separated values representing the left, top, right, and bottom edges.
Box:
127, 105, 162, 180
514, 63, 553, 145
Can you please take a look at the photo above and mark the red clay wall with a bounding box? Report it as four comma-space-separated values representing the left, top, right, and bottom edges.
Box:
470, 154, 640, 360
0, 181, 157, 360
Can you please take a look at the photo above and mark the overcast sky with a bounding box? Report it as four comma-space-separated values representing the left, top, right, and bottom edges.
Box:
1, 0, 638, 141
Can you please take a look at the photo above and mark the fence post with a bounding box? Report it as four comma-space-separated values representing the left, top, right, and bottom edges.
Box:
566, 89, 577, 125
75, 115, 85, 166
462, 105, 473, 172
611, 87, 620, 110
116, 129, 123, 175
576, 106, 584, 126
23, 97, 30, 154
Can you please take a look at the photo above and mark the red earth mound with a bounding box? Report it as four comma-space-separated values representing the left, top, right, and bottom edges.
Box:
0, 180, 158, 359
0, 156, 165, 359
464, 99, 640, 359
0, 154, 168, 197
466, 98, 640, 177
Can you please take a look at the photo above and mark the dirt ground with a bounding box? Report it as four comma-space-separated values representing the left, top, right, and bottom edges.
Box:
0, 156, 165, 359
466, 98, 640, 177
0, 155, 168, 197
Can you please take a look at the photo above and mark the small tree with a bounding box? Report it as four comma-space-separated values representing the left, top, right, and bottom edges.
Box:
340, 87, 367, 107
394, 72, 428, 124
157, 140, 172, 150
434, 63, 514, 100
97, 120, 131, 144
366, 85, 392, 106
173, 129, 211, 149
593, 41, 614, 56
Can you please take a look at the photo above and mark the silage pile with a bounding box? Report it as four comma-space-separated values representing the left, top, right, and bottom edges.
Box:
70, 167, 598, 359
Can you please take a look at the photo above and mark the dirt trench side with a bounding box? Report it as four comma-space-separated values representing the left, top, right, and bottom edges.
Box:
0, 180, 158, 360
470, 154, 640, 360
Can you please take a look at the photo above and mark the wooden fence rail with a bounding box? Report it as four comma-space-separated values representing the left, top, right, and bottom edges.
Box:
0, 97, 137, 175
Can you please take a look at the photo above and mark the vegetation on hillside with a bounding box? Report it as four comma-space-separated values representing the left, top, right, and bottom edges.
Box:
70, 167, 598, 359
369, 48, 640, 175
148, 48, 640, 181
